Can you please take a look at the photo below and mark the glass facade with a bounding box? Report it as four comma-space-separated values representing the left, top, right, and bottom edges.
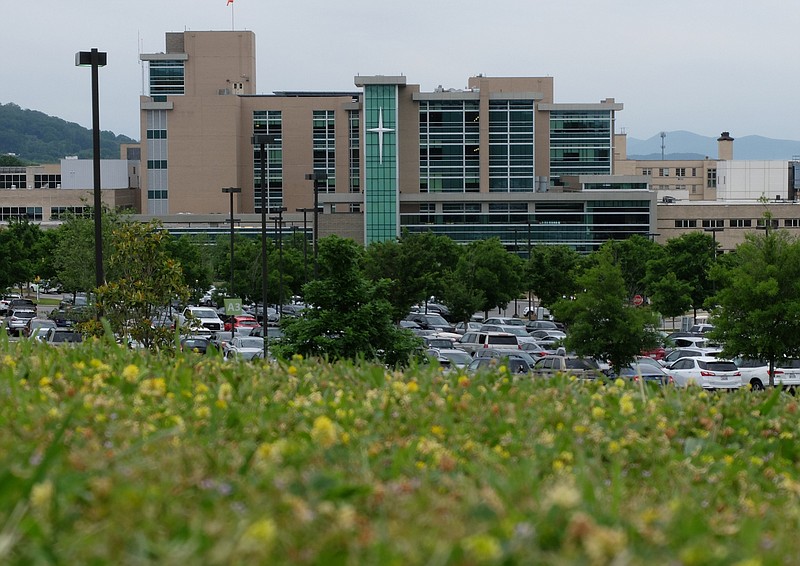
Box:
489, 100, 535, 192
146, 110, 169, 214
252, 111, 283, 212
0, 207, 42, 221
149, 60, 185, 96
348, 110, 360, 193
419, 100, 480, 192
549, 110, 613, 185
148, 60, 185, 96
364, 84, 399, 244
312, 110, 335, 193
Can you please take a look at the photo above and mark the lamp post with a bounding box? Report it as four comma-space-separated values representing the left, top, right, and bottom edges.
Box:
252, 132, 279, 350
221, 187, 241, 297
268, 207, 287, 311
75, 48, 107, 288
703, 227, 723, 257
305, 172, 327, 277
296, 207, 320, 285
647, 232, 661, 243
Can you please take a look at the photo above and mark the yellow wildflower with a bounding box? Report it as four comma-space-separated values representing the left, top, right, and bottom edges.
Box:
407, 381, 419, 393
122, 364, 140, 383
30, 480, 53, 510
591, 406, 606, 420
311, 415, 338, 448
619, 393, 635, 416
463, 533, 502, 563
240, 518, 277, 553
218, 382, 233, 402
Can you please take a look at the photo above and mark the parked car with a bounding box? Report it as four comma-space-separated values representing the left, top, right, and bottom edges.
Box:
180, 336, 211, 354
454, 321, 483, 335
426, 348, 473, 370
532, 355, 605, 380
733, 357, 800, 390
467, 356, 531, 375
456, 331, 520, 356
404, 313, 455, 333
223, 336, 265, 360
422, 335, 456, 349
525, 319, 560, 332
671, 336, 714, 349
690, 323, 715, 335
224, 314, 261, 335
660, 347, 722, 367
479, 324, 537, 345
616, 361, 671, 386
5, 309, 36, 336
176, 306, 225, 333
24, 317, 56, 338
666, 356, 742, 390
482, 317, 526, 327
43, 327, 83, 345
474, 348, 537, 370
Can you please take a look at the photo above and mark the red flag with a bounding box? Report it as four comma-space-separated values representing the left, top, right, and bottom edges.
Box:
227, 0, 233, 4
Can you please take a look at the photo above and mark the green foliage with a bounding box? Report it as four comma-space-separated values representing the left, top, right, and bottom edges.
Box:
363, 231, 460, 322
553, 248, 661, 372
601, 235, 665, 299
166, 234, 214, 301
95, 220, 190, 348
709, 230, 800, 386
657, 231, 715, 318
2, 339, 799, 563
0, 102, 136, 163
449, 238, 523, 316
277, 236, 420, 365
525, 244, 581, 307
0, 219, 49, 291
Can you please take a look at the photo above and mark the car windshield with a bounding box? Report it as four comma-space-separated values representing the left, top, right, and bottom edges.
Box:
439, 351, 472, 365
191, 309, 218, 318
13, 311, 36, 319
238, 338, 264, 349
502, 327, 529, 337
51, 331, 82, 343
489, 335, 518, 346
425, 315, 449, 326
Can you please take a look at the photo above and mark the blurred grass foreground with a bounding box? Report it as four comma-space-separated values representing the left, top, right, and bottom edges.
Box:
1, 336, 798, 565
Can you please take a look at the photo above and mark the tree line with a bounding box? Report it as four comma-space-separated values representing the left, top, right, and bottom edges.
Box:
2, 211, 795, 374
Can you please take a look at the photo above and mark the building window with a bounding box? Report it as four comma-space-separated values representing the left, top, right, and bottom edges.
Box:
702, 219, 724, 228
313, 110, 336, 194
640, 168, 652, 176
674, 219, 697, 228
659, 168, 669, 177
785, 219, 800, 228
675, 168, 686, 177
0, 206, 42, 221
549, 109, 612, 186
252, 110, 283, 212
420, 100, 481, 193
349, 203, 361, 213
0, 174, 27, 189
691, 168, 697, 177
148, 59, 185, 96
34, 174, 61, 188
51, 206, 90, 220
757, 217, 779, 229
730, 218, 752, 228
707, 168, 717, 188
348, 110, 360, 193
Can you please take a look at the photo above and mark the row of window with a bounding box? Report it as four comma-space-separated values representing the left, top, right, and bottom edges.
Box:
643, 168, 699, 177
674, 218, 791, 228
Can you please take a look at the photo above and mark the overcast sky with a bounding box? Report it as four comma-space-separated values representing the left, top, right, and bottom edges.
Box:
3, 0, 799, 143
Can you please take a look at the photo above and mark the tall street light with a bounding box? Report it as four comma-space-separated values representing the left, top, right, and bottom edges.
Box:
268, 207, 287, 311
296, 206, 321, 285
252, 132, 279, 348
221, 187, 241, 298
75, 48, 107, 288
703, 227, 723, 257
305, 172, 327, 277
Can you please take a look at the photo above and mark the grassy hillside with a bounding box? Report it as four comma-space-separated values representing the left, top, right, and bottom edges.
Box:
1, 337, 795, 564
0, 103, 136, 165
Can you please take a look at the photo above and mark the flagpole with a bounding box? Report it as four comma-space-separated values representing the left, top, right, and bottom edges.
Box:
231, 3, 234, 30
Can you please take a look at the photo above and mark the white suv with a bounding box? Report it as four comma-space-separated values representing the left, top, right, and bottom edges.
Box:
456, 331, 520, 356
176, 306, 224, 334
734, 358, 800, 390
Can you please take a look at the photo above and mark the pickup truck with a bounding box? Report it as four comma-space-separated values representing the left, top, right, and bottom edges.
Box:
174, 306, 225, 334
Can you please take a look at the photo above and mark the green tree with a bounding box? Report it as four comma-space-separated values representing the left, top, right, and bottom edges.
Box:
95, 220, 190, 348
602, 235, 665, 300
659, 232, 715, 321
276, 236, 420, 365
646, 271, 692, 320
0, 219, 45, 292
552, 248, 661, 373
525, 244, 580, 308
709, 230, 800, 387
364, 231, 461, 322
166, 234, 214, 302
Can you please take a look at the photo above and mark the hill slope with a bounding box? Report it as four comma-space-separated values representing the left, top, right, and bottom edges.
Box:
0, 102, 137, 165
626, 130, 800, 161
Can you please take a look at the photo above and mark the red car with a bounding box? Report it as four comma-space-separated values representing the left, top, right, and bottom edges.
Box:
224, 315, 261, 335
642, 346, 666, 361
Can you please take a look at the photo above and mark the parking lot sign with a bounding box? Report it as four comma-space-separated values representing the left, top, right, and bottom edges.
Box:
224, 298, 243, 316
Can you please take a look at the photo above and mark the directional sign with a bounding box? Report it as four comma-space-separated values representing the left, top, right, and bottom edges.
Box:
224, 298, 243, 316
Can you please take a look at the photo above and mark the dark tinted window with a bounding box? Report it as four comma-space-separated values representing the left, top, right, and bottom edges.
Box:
488, 335, 517, 346
698, 361, 738, 372
565, 358, 598, 370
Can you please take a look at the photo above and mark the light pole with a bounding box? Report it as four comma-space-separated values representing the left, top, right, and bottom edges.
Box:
269, 207, 287, 310
305, 172, 327, 277
252, 132, 279, 349
221, 187, 241, 297
296, 206, 320, 285
75, 48, 107, 289
703, 227, 723, 257
646, 232, 661, 243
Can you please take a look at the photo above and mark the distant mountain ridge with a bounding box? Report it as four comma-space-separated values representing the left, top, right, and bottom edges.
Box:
0, 102, 136, 165
626, 130, 800, 161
